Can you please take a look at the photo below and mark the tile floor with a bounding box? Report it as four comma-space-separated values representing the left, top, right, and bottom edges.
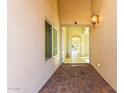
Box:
39, 64, 116, 93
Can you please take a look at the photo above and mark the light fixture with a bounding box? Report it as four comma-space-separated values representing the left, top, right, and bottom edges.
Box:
91, 12, 99, 29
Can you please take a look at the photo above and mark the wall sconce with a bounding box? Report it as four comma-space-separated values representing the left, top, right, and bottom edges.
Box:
91, 12, 99, 29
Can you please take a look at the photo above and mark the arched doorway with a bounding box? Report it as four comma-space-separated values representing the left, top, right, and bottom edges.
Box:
61, 25, 90, 63
71, 36, 81, 57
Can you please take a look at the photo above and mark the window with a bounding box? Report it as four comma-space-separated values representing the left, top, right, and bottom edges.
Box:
45, 21, 52, 60
52, 28, 57, 56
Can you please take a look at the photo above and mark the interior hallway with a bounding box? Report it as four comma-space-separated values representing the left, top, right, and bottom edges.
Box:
39, 64, 116, 93
61, 26, 90, 64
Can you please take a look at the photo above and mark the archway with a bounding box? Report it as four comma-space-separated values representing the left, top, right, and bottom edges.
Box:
71, 36, 81, 57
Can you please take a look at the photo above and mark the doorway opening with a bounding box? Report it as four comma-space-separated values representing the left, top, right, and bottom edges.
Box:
71, 36, 81, 57
61, 25, 90, 63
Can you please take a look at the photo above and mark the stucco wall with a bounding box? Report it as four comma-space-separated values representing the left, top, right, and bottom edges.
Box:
8, 0, 60, 93
90, 0, 117, 91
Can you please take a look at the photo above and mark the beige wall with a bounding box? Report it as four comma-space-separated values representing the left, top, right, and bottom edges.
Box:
8, 0, 60, 93
59, 0, 91, 25
84, 28, 89, 56
90, 0, 117, 91
61, 27, 67, 60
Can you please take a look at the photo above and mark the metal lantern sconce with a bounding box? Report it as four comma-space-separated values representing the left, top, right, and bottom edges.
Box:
91, 12, 99, 29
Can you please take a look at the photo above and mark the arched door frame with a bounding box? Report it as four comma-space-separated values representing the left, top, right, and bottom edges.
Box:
71, 35, 82, 57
